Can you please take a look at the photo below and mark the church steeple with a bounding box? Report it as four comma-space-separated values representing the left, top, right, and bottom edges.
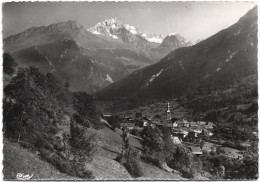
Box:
166, 102, 171, 121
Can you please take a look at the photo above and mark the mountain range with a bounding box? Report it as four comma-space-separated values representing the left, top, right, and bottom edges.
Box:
3, 18, 191, 93
96, 6, 258, 100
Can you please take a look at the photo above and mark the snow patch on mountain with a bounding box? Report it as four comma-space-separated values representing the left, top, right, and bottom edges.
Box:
234, 29, 241, 36
105, 74, 114, 83
147, 69, 164, 86
142, 34, 165, 43
169, 33, 177, 36
92, 30, 101, 35
178, 61, 185, 70
226, 51, 237, 62
45, 56, 55, 73
125, 24, 138, 34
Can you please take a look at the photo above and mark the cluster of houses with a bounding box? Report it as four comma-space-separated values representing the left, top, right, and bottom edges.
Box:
102, 102, 217, 155
117, 103, 215, 142
102, 102, 248, 158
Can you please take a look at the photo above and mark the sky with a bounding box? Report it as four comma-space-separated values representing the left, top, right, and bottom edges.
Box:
2, 2, 257, 42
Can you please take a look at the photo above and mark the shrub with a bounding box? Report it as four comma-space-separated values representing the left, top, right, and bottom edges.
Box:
140, 153, 162, 168
131, 128, 142, 137
107, 115, 121, 131
116, 127, 143, 178
72, 92, 103, 129
167, 146, 194, 178
141, 125, 164, 153
70, 120, 97, 163
124, 156, 143, 178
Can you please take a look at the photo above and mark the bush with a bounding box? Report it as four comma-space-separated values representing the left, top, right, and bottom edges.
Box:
131, 128, 142, 137
107, 115, 121, 131
116, 127, 143, 178
141, 125, 164, 153
72, 92, 103, 129
70, 120, 97, 163
116, 147, 143, 178
167, 146, 194, 178
140, 153, 162, 168
124, 156, 143, 178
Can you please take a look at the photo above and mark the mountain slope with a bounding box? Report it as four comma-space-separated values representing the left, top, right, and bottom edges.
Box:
3, 139, 79, 180
3, 19, 194, 93
4, 20, 165, 93
10, 39, 114, 93
4, 21, 122, 53
96, 6, 257, 100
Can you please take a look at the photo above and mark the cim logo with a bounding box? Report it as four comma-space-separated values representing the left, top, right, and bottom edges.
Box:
16, 173, 33, 180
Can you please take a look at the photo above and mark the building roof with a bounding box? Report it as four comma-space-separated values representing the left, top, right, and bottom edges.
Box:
197, 121, 206, 125
207, 122, 215, 126
190, 146, 203, 155
102, 114, 112, 118
172, 136, 182, 144
189, 122, 198, 126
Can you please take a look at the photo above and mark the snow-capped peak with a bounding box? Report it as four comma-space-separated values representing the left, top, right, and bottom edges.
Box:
143, 34, 166, 43
95, 18, 123, 29
169, 32, 177, 36
88, 18, 190, 44
88, 18, 140, 39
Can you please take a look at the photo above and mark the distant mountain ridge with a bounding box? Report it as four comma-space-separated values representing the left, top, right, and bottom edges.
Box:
88, 18, 191, 45
96, 6, 258, 100
159, 33, 192, 48
3, 18, 193, 93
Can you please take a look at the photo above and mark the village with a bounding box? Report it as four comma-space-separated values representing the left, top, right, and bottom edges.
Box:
102, 102, 246, 159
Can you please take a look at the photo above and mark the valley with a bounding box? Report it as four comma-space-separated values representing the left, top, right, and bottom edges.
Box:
2, 3, 258, 181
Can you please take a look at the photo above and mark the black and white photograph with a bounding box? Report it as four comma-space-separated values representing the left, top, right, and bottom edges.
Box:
2, 1, 258, 180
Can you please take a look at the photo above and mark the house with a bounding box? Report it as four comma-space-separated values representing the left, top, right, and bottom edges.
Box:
171, 117, 179, 128
204, 122, 215, 130
197, 121, 206, 125
177, 119, 190, 127
172, 129, 189, 140
102, 113, 112, 118
135, 120, 148, 127
194, 126, 203, 134
189, 146, 203, 155
189, 122, 198, 128
136, 112, 146, 119
123, 123, 135, 130
173, 121, 178, 128
202, 144, 216, 154
203, 129, 213, 137
171, 135, 182, 144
